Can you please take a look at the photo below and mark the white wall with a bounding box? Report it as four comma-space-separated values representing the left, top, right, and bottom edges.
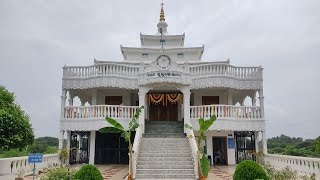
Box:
193, 89, 229, 106
96, 89, 132, 105
205, 130, 236, 165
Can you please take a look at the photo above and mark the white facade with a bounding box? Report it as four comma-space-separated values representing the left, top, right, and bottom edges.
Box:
59, 4, 267, 166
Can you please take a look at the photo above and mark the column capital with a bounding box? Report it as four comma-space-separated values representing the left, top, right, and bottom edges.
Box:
138, 86, 149, 96
179, 86, 191, 96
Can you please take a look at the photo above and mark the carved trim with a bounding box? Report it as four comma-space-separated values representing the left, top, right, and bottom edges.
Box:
60, 119, 131, 131
191, 119, 266, 131
63, 77, 138, 89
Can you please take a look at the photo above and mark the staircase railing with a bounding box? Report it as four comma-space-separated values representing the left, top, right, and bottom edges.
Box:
185, 128, 199, 179
132, 126, 142, 179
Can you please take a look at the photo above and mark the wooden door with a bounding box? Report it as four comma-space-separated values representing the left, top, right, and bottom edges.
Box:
202, 96, 219, 105
149, 102, 178, 121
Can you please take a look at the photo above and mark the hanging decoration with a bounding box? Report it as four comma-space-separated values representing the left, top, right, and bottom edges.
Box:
149, 94, 165, 105
166, 94, 182, 104
148, 93, 183, 106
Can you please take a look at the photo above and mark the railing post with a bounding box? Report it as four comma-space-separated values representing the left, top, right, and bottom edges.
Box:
138, 87, 148, 133
258, 89, 265, 119
60, 89, 66, 120
89, 131, 96, 165
181, 86, 191, 133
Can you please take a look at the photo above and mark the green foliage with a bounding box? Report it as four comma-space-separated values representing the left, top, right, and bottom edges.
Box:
60, 148, 69, 163
73, 164, 103, 180
99, 106, 143, 143
0, 136, 58, 158
45, 146, 58, 154
262, 164, 316, 180
200, 154, 210, 177
28, 143, 49, 153
233, 160, 269, 180
0, 86, 34, 151
35, 137, 58, 147
185, 115, 216, 178
40, 166, 76, 180
268, 134, 320, 158
0, 148, 28, 158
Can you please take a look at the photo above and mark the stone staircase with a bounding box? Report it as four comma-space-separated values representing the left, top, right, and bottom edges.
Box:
135, 121, 196, 180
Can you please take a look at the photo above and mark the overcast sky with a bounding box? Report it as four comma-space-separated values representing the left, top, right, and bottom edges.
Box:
0, 0, 319, 139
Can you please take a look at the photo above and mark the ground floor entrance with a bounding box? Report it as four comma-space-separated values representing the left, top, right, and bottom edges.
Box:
147, 93, 182, 121
212, 137, 228, 165
234, 131, 256, 163
94, 131, 135, 164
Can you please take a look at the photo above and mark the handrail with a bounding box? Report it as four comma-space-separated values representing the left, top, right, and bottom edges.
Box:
263, 154, 320, 176
63, 105, 139, 119
190, 105, 262, 120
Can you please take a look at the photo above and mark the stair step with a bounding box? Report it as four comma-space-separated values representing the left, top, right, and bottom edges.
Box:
139, 150, 191, 154
137, 169, 195, 174
138, 157, 193, 161
137, 165, 194, 169
136, 174, 195, 179
143, 133, 185, 138
138, 160, 193, 166
138, 153, 191, 157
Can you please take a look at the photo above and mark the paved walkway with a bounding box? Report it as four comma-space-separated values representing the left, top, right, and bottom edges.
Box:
23, 165, 236, 180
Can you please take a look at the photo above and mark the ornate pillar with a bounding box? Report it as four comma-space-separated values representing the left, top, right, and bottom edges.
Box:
138, 87, 149, 133
89, 130, 96, 165
251, 92, 257, 106
262, 130, 268, 155
258, 89, 264, 118
60, 90, 67, 119
181, 86, 191, 133
91, 89, 97, 105
58, 130, 64, 151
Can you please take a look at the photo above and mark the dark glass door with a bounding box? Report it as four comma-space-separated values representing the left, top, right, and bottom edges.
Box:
95, 131, 135, 164
235, 131, 256, 163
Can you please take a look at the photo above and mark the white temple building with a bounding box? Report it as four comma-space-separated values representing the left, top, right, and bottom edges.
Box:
58, 3, 267, 179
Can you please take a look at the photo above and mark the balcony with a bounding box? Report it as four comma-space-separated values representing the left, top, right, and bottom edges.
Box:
60, 104, 265, 132
62, 61, 263, 90
190, 105, 265, 131
60, 105, 139, 131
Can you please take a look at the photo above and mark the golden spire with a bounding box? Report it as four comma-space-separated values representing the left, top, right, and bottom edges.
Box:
160, 2, 165, 21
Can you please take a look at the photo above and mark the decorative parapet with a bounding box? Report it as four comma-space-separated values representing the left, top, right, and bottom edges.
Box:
0, 154, 60, 179
263, 154, 320, 177
62, 61, 263, 90
190, 105, 265, 131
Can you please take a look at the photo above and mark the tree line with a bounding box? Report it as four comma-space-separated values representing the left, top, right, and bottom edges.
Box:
268, 134, 320, 158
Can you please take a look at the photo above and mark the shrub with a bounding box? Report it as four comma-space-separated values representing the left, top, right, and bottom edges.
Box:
233, 160, 269, 180
73, 164, 103, 180
40, 167, 75, 180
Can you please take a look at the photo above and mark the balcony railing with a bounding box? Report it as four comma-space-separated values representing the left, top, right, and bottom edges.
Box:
63, 62, 262, 80
189, 63, 262, 79
63, 63, 140, 78
263, 154, 320, 177
64, 105, 139, 119
190, 105, 262, 120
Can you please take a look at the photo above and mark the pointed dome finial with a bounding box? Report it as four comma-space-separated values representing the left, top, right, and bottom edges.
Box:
160, 2, 165, 21
157, 1, 168, 34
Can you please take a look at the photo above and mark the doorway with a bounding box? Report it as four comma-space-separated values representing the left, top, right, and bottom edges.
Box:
212, 137, 228, 165
148, 93, 181, 121
234, 131, 255, 163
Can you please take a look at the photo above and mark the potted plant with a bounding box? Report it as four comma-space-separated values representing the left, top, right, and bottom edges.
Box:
185, 115, 216, 180
99, 106, 143, 180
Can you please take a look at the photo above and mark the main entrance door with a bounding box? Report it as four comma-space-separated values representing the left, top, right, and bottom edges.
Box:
148, 93, 181, 121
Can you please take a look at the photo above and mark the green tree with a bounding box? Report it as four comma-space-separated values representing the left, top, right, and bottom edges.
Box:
0, 86, 34, 151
